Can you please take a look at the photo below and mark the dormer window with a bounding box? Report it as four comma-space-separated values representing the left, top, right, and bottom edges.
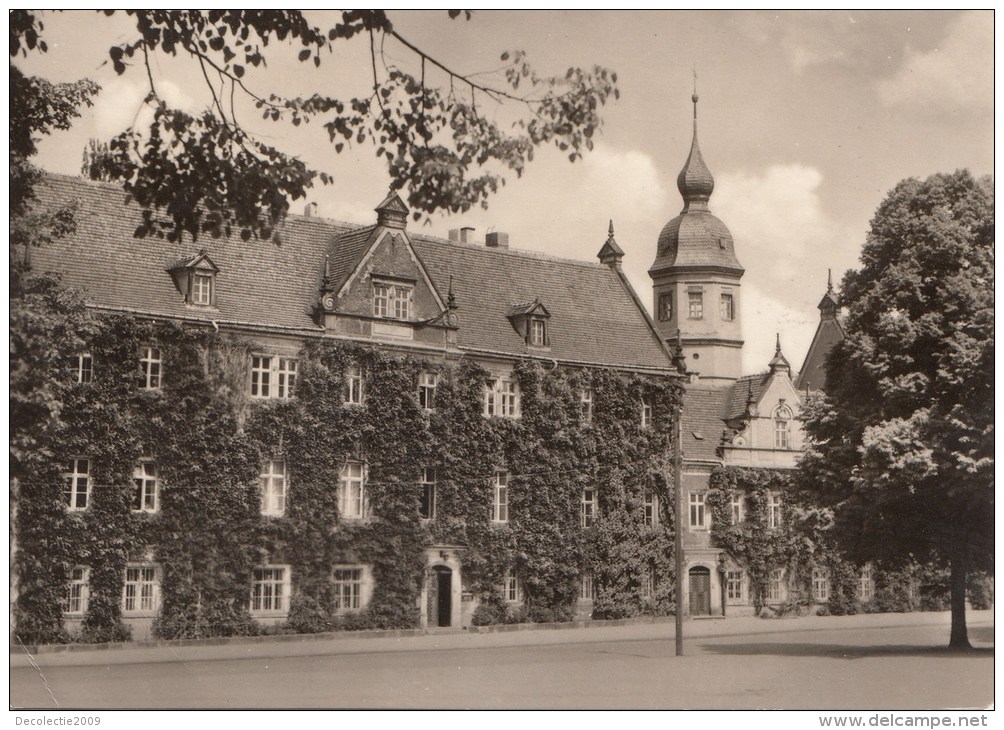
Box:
528, 318, 547, 347
507, 299, 551, 348
373, 279, 413, 320
169, 250, 219, 308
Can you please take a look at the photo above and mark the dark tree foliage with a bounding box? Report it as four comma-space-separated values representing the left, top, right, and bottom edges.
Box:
15, 10, 619, 242
796, 170, 994, 649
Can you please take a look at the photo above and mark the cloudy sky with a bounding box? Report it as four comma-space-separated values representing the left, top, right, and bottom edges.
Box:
20, 10, 994, 373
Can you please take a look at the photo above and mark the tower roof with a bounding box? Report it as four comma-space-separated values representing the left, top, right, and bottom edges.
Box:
650, 93, 743, 276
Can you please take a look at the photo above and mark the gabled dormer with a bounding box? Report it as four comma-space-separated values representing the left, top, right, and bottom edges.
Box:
507, 299, 551, 348
168, 249, 220, 307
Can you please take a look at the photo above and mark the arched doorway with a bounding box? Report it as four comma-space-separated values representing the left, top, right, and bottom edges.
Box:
428, 565, 453, 627
689, 566, 712, 616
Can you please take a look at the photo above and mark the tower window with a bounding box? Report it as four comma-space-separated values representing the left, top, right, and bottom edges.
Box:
688, 292, 703, 319
720, 293, 734, 321
658, 292, 673, 321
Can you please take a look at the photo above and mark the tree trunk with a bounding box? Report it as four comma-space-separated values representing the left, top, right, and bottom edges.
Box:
948, 555, 971, 649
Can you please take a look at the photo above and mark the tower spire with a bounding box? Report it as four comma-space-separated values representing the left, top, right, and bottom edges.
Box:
677, 88, 714, 212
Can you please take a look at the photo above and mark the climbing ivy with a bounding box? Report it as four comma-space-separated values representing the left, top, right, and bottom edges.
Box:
14, 313, 684, 644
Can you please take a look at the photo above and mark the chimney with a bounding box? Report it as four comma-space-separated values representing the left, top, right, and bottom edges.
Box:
460, 226, 475, 243
485, 232, 509, 249
304, 201, 318, 218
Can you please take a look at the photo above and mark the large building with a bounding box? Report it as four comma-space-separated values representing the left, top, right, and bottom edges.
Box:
14, 97, 843, 643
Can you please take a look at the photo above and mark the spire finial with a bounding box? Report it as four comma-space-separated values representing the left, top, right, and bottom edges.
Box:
447, 275, 456, 309
692, 67, 699, 116
677, 80, 714, 209
608, 219, 615, 238
775, 333, 782, 355
827, 268, 833, 294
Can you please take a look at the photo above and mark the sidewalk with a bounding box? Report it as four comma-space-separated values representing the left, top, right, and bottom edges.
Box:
10, 609, 991, 669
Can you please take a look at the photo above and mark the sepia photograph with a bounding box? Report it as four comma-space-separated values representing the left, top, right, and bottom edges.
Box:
9, 9, 994, 717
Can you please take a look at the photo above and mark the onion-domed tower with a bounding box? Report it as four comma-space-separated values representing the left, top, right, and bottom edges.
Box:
649, 93, 744, 382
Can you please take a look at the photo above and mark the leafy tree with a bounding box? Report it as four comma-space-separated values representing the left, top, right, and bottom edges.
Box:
15, 10, 619, 242
797, 170, 993, 649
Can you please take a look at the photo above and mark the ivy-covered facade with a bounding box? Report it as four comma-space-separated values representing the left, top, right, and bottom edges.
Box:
15, 175, 687, 644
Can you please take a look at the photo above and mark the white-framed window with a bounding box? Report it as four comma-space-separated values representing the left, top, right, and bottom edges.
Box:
277, 358, 297, 399
502, 571, 522, 603
641, 566, 656, 599
418, 372, 437, 411
191, 272, 213, 306
123, 564, 160, 614
64, 458, 91, 511
730, 493, 744, 525
579, 572, 596, 601
859, 565, 875, 601
644, 491, 658, 526
812, 567, 830, 602
658, 291, 673, 321
726, 570, 745, 603
580, 488, 597, 528
720, 292, 735, 321
140, 346, 162, 390
132, 460, 159, 513
528, 318, 547, 347
373, 281, 412, 320
332, 566, 365, 612
484, 378, 520, 418
345, 367, 364, 405
774, 405, 792, 449
71, 353, 93, 384
492, 470, 509, 524
419, 467, 436, 520
260, 458, 287, 516
63, 566, 89, 615
338, 462, 366, 519
641, 399, 652, 429
250, 566, 289, 614
689, 491, 706, 529
580, 388, 593, 423
250, 355, 272, 398
768, 493, 783, 529
688, 291, 703, 319
768, 568, 784, 602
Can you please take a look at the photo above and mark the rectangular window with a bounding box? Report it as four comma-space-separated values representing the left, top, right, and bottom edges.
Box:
859, 566, 875, 601
277, 358, 297, 399
644, 491, 658, 526
373, 283, 390, 318
484, 379, 520, 418
345, 367, 364, 405
768, 569, 784, 602
730, 493, 744, 525
689, 492, 706, 529
503, 571, 522, 603
261, 459, 287, 516
251, 566, 289, 614
123, 565, 159, 614
418, 372, 437, 411
813, 568, 830, 602
250, 355, 272, 398
641, 566, 656, 599
64, 458, 91, 511
580, 388, 593, 423
579, 572, 596, 601
726, 570, 745, 603
71, 353, 93, 384
141, 346, 162, 389
768, 493, 783, 529
191, 273, 213, 305
373, 282, 412, 320
720, 293, 734, 321
63, 566, 89, 615
333, 566, 364, 611
492, 470, 509, 524
528, 318, 546, 346
132, 460, 159, 513
641, 399, 652, 429
774, 415, 790, 449
688, 291, 704, 319
658, 292, 673, 321
419, 467, 436, 520
338, 462, 366, 519
581, 488, 597, 528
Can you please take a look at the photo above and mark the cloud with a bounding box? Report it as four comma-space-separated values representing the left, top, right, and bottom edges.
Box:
876, 11, 993, 115
93, 76, 200, 139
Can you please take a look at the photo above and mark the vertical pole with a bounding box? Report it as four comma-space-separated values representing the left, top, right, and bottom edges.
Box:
674, 409, 684, 656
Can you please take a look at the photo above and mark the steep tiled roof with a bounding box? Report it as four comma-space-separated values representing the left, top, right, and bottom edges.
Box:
650, 210, 743, 273
681, 385, 728, 462
795, 317, 845, 392
29, 175, 675, 371
723, 372, 770, 421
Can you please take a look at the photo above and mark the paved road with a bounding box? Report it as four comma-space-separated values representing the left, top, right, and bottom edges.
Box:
10, 611, 993, 710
